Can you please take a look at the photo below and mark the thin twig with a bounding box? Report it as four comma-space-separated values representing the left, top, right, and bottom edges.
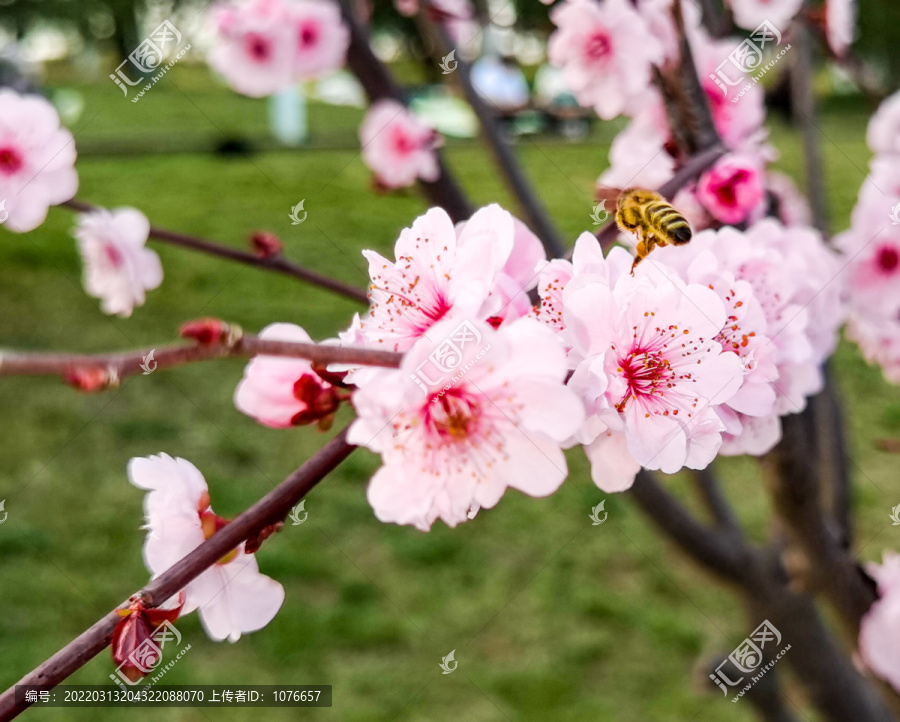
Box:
338, 0, 473, 223
61, 199, 369, 305
417, 13, 566, 258
0, 335, 402, 382
0, 430, 356, 720
789, 18, 830, 236
691, 467, 742, 533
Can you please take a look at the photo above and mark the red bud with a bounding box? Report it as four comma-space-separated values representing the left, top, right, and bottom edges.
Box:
180, 318, 228, 345
291, 374, 341, 426
250, 231, 283, 258
64, 367, 113, 392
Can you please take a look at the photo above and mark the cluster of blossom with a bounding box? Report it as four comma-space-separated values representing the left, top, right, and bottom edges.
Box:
834, 89, 900, 383
208, 0, 349, 97
548, 0, 857, 232
233, 205, 841, 518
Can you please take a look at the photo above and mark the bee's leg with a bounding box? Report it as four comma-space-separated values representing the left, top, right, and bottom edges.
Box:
630, 239, 651, 275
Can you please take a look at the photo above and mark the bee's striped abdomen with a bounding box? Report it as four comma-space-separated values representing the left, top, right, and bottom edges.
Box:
644, 201, 692, 246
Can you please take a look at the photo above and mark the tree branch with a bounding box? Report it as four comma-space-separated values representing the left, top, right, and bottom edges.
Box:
789, 18, 830, 237
338, 0, 474, 223
0, 430, 356, 720
60, 200, 369, 305
766, 399, 876, 638
628, 470, 754, 584
417, 13, 566, 258
0, 335, 402, 384
690, 466, 742, 533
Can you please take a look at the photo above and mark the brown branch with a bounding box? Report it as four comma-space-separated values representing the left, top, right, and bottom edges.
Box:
0, 335, 402, 384
629, 471, 895, 721
789, 19, 830, 236
691, 467, 742, 533
60, 199, 369, 305
417, 14, 566, 258
0, 429, 356, 720
628, 470, 754, 584
338, 0, 474, 223
766, 398, 876, 638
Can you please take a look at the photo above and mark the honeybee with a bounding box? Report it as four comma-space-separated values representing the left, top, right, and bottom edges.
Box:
613, 188, 692, 274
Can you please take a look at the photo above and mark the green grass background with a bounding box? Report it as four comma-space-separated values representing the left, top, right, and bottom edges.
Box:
1, 64, 898, 721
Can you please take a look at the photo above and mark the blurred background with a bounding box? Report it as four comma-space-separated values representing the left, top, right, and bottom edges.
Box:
1, 0, 900, 720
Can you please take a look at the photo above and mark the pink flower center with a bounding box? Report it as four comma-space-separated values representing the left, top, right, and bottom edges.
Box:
876, 245, 900, 274
616, 348, 675, 413
298, 21, 319, 48
426, 390, 480, 441
391, 126, 420, 156
0, 146, 23, 175
716, 170, 750, 207
103, 243, 124, 269
584, 31, 612, 62
244, 32, 271, 62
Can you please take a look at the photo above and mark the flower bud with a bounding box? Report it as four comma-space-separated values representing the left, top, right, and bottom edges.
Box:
180, 318, 229, 345
250, 231, 283, 258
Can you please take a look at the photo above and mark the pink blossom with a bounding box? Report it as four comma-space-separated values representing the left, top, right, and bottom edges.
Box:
826, 0, 857, 57
290, 1, 349, 80
597, 104, 675, 191
846, 158, 900, 240
845, 308, 900, 385
209, 0, 295, 97
209, 0, 348, 98
675, 221, 843, 423
696, 154, 766, 225
360, 100, 440, 189
766, 171, 812, 227
692, 32, 769, 151
867, 90, 900, 157
564, 266, 744, 490
838, 219, 900, 382
128, 454, 284, 642
726, 0, 803, 32
652, 234, 781, 454
472, 216, 547, 324
355, 205, 515, 352
347, 318, 585, 530
531, 234, 632, 334
848, 235, 900, 308
235, 323, 339, 428
859, 552, 900, 694
0, 89, 77, 233
635, 0, 703, 64
73, 208, 163, 317
548, 0, 662, 120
